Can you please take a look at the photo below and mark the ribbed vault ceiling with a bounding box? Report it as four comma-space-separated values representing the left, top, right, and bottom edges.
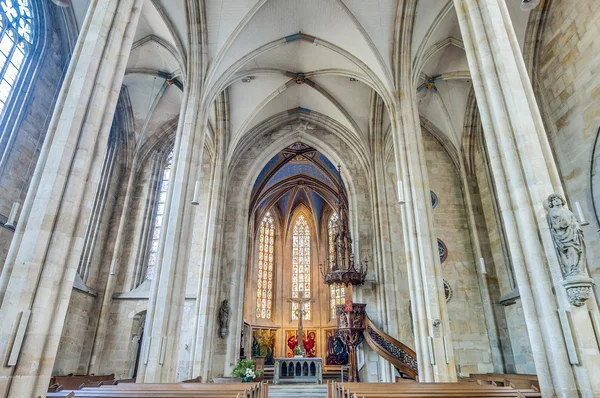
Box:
69, 0, 534, 161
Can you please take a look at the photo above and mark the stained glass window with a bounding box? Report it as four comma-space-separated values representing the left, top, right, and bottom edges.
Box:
256, 212, 274, 319
292, 215, 311, 320
328, 213, 345, 319
0, 0, 33, 116
146, 150, 173, 281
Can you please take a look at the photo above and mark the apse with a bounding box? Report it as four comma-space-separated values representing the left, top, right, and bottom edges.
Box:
249, 142, 347, 230
244, 142, 351, 364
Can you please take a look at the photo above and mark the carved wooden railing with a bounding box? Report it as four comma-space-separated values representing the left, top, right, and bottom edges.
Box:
363, 314, 418, 380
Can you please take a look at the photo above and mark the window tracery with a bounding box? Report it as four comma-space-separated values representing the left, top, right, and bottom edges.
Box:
256, 212, 274, 319
328, 212, 344, 319
146, 150, 173, 281
292, 214, 311, 320
0, 0, 33, 116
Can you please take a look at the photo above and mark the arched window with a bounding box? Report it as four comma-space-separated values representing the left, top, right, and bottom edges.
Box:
146, 150, 173, 281
292, 214, 311, 321
328, 213, 345, 319
256, 212, 274, 319
0, 0, 34, 116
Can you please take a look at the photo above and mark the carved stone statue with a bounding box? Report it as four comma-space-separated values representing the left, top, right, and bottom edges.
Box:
546, 194, 593, 306
218, 300, 229, 339
546, 194, 586, 277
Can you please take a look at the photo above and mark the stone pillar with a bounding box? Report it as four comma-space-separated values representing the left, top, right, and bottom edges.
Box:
0, 1, 142, 396
138, 0, 205, 381
453, 0, 600, 396
370, 92, 400, 382
393, 2, 457, 381
391, 110, 457, 382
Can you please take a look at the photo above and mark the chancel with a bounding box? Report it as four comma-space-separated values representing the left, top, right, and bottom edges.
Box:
0, 0, 598, 397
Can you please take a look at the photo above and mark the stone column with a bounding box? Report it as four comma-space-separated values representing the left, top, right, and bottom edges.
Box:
391, 111, 457, 382
190, 92, 229, 381
453, 0, 600, 396
370, 92, 401, 382
138, 0, 206, 382
0, 1, 143, 396
393, 1, 457, 382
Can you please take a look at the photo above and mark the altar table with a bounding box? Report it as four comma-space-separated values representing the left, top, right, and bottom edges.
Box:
273, 357, 323, 384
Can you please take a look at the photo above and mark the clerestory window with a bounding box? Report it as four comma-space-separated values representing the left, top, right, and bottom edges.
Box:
145, 149, 173, 281
0, 0, 33, 116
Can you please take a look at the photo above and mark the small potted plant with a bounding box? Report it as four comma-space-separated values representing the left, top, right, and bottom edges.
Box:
230, 359, 264, 382
294, 346, 304, 358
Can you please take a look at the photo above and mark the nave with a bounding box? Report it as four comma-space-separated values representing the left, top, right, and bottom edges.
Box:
0, 0, 598, 397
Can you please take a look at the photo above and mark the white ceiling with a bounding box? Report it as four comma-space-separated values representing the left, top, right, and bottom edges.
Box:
69, 0, 533, 156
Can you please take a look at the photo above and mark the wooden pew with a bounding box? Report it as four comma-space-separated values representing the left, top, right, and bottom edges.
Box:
53, 374, 116, 390
52, 381, 267, 398
331, 381, 542, 398
470, 373, 539, 391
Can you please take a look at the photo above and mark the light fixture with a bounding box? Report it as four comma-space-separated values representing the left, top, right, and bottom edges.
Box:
520, 0, 540, 11
51, 0, 71, 7
241, 77, 252, 83
4, 202, 20, 230
349, 77, 358, 82
574, 201, 590, 226
191, 181, 201, 205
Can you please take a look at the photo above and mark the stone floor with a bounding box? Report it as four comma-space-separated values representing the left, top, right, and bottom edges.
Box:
268, 384, 328, 397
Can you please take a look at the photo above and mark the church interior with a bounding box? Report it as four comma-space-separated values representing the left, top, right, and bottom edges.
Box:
0, 0, 598, 397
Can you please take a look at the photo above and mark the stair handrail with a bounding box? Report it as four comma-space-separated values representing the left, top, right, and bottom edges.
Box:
363, 314, 418, 380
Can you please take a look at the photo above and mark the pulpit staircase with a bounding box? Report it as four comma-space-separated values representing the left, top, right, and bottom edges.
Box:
363, 314, 419, 380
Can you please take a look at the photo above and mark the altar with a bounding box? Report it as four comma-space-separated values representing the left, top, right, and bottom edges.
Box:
273, 357, 323, 384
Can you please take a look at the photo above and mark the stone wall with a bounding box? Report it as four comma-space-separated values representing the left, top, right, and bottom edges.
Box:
472, 141, 535, 374
536, 0, 600, 295
422, 130, 493, 375
0, 27, 69, 269
53, 290, 96, 376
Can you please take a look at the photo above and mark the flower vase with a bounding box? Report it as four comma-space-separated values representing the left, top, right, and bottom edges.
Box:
242, 376, 252, 382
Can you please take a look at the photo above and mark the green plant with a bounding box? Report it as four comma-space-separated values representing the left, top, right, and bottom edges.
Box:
231, 359, 264, 379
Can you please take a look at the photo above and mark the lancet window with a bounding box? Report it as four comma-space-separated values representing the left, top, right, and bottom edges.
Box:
292, 215, 311, 320
328, 212, 345, 319
146, 150, 173, 281
0, 0, 33, 116
256, 212, 274, 319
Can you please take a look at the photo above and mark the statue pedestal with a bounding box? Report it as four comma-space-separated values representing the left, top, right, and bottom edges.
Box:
273, 357, 322, 384
562, 275, 595, 307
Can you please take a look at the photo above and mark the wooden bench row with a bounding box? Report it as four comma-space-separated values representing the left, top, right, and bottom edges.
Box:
45, 382, 267, 398
467, 373, 539, 391
328, 381, 542, 398
50, 374, 117, 391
